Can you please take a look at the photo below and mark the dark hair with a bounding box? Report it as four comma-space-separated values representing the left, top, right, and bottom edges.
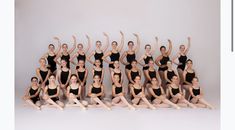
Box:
145, 44, 151, 49
113, 73, 120, 77
170, 75, 178, 81
62, 43, 68, 47
131, 59, 137, 64
112, 41, 118, 45
93, 74, 100, 78
134, 75, 141, 80
31, 77, 38, 82
48, 44, 55, 48
160, 46, 166, 50
193, 77, 199, 81
77, 43, 83, 48
179, 45, 185, 49
128, 41, 134, 45
49, 73, 56, 78
96, 41, 101, 44
186, 59, 193, 63
61, 58, 68, 63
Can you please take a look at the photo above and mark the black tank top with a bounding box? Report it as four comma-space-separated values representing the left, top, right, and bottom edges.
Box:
144, 55, 153, 64
110, 52, 120, 61
185, 71, 195, 83
60, 70, 69, 84
91, 84, 102, 94
77, 70, 86, 81
192, 87, 200, 96
160, 56, 170, 65
114, 85, 122, 94
94, 51, 103, 61
167, 70, 176, 80
148, 69, 156, 79
69, 85, 79, 95
29, 87, 39, 96
61, 54, 70, 68
48, 86, 58, 96
77, 53, 86, 62
130, 70, 139, 81
94, 69, 102, 78
153, 87, 161, 96
126, 53, 136, 63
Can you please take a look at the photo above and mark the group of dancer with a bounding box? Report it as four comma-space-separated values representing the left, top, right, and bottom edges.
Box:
23, 31, 214, 110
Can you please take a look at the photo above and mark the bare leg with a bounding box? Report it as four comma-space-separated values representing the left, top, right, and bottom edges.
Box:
179, 98, 196, 108
72, 98, 87, 110
198, 98, 214, 109
92, 97, 111, 110
162, 99, 180, 109
158, 71, 166, 90
119, 96, 135, 110
177, 69, 184, 85
141, 97, 156, 110
45, 99, 64, 110
112, 97, 121, 105
25, 99, 41, 110
182, 85, 191, 99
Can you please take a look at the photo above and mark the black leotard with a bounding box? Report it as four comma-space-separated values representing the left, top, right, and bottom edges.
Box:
29, 87, 40, 104
61, 53, 70, 68
151, 87, 162, 101
47, 86, 59, 102
147, 69, 156, 83
77, 70, 86, 85
39, 69, 49, 85
69, 85, 80, 100
125, 52, 136, 70
94, 69, 102, 78
184, 71, 195, 84
91, 84, 102, 99
109, 51, 120, 68
129, 70, 140, 84
114, 85, 122, 95
189, 87, 200, 100
143, 55, 153, 70
178, 55, 187, 70
60, 70, 69, 85
94, 51, 103, 68
77, 53, 86, 62
47, 54, 57, 73
166, 70, 176, 84
131, 86, 142, 100
158, 56, 170, 71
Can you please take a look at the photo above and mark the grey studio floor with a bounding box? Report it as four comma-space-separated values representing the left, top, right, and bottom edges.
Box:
15, 87, 220, 130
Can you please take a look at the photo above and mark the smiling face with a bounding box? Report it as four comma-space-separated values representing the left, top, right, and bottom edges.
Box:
171, 76, 178, 84
134, 76, 141, 84
148, 60, 154, 67
96, 41, 102, 48
61, 59, 67, 68
186, 60, 193, 68
114, 60, 119, 68
167, 61, 172, 68
39, 58, 46, 67
128, 41, 134, 49
180, 45, 185, 52
77, 44, 83, 51
131, 60, 137, 68
31, 77, 38, 86
48, 75, 56, 84
62, 44, 68, 52
192, 77, 199, 86
145, 45, 151, 53
48, 44, 55, 52
160, 46, 166, 54
94, 59, 101, 67
78, 60, 85, 68
70, 75, 78, 84
93, 75, 100, 83
113, 74, 120, 83
112, 41, 118, 49
151, 78, 158, 86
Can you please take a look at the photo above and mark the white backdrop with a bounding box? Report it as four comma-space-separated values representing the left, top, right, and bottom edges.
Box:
15, 0, 220, 100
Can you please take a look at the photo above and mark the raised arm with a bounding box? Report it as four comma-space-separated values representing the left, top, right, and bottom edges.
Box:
184, 37, 191, 54
68, 35, 77, 54
151, 36, 158, 54
120, 51, 128, 65
102, 32, 110, 52
117, 31, 124, 52
133, 33, 140, 53
84, 34, 91, 53
166, 39, 172, 56
53, 37, 61, 55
